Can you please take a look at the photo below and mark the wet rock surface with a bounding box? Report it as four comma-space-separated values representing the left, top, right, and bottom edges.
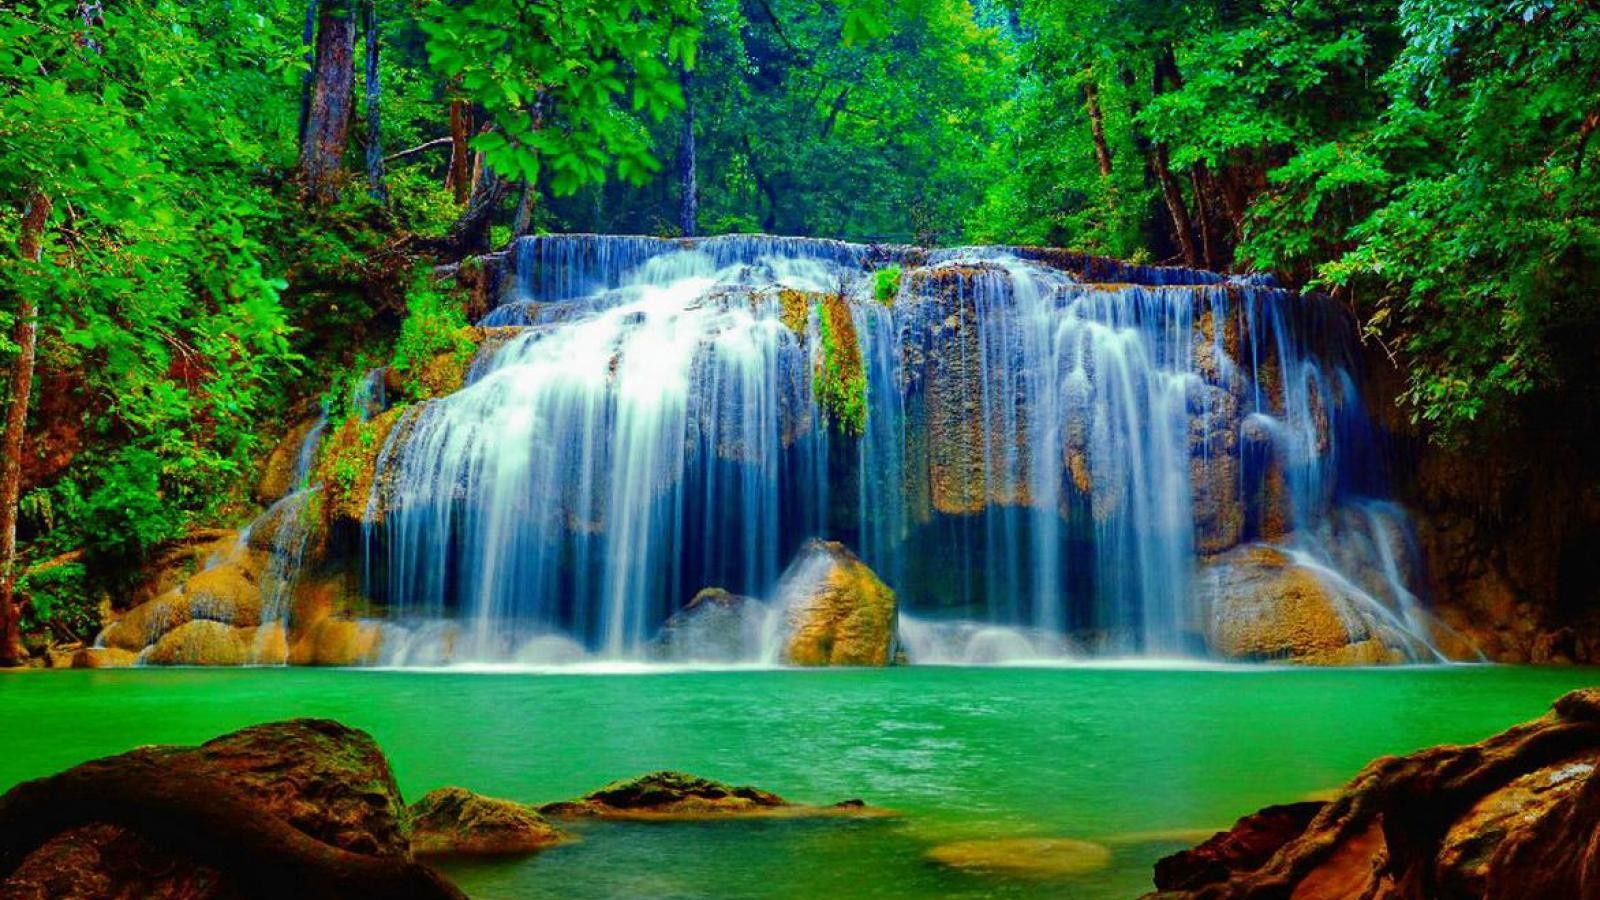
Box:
409, 787, 567, 856
777, 540, 898, 666
1148, 688, 1600, 899
539, 770, 889, 821
651, 587, 764, 663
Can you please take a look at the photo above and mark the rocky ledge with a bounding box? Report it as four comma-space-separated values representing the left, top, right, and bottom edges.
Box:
1148, 687, 1600, 898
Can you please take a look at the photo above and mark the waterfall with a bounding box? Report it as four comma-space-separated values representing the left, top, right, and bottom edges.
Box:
350, 234, 1440, 663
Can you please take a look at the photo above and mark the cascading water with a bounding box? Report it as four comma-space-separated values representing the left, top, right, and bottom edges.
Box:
350, 234, 1447, 665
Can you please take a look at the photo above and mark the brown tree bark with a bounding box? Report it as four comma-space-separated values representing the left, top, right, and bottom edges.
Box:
1154, 144, 1199, 267
679, 69, 698, 237
0, 750, 465, 899
447, 97, 472, 204
512, 181, 534, 237
440, 162, 509, 257
1190, 164, 1217, 270
300, 0, 357, 204
1084, 73, 1113, 178
296, 0, 321, 145
362, 0, 384, 201
0, 192, 51, 667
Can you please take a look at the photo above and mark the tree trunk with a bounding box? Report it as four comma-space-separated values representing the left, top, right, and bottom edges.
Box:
362, 0, 384, 201
1154, 144, 1199, 267
299, 0, 357, 204
447, 97, 471, 204
679, 69, 697, 237
0, 750, 464, 899
1190, 164, 1217, 270
512, 180, 534, 237
1084, 73, 1113, 178
296, 0, 321, 146
440, 163, 508, 257
0, 191, 51, 668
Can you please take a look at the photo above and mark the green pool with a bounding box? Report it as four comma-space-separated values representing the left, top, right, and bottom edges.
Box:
3, 664, 1596, 898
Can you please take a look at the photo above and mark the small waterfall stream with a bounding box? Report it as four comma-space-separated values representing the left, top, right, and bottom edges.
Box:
347, 234, 1444, 664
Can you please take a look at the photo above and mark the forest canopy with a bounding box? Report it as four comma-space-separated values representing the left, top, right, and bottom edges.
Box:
1, 0, 1597, 659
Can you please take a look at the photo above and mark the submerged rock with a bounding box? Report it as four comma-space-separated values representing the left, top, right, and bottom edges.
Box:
539, 770, 889, 821
1, 719, 436, 899
409, 787, 567, 856
778, 540, 898, 666
1195, 544, 1404, 664
1148, 688, 1600, 898
926, 837, 1112, 878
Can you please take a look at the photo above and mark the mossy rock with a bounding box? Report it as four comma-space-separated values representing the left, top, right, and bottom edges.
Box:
813, 294, 866, 436
143, 620, 287, 666
255, 417, 322, 503
926, 838, 1112, 878
312, 407, 409, 529
779, 539, 897, 667
409, 787, 567, 856
539, 770, 891, 821
99, 591, 192, 652
289, 617, 383, 666
69, 647, 138, 668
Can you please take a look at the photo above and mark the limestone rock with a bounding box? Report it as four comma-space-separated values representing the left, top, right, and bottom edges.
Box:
69, 647, 138, 669
1196, 544, 1402, 664
777, 539, 897, 666
289, 617, 383, 666
409, 787, 567, 856
652, 588, 763, 662
142, 620, 287, 666
255, 417, 322, 503
1148, 688, 1600, 899
1151, 802, 1324, 891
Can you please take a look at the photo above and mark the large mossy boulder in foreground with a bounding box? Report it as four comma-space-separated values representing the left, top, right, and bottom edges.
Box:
1148, 688, 1600, 898
409, 787, 567, 856
777, 539, 897, 666
0, 719, 460, 899
538, 770, 890, 821
1196, 544, 1404, 665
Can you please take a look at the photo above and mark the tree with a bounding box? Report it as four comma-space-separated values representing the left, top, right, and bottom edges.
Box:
300, 0, 358, 202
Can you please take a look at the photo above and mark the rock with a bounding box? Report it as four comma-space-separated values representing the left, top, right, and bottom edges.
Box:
409, 787, 567, 856
1195, 544, 1402, 664
69, 647, 139, 668
539, 770, 890, 821
925, 837, 1112, 878
99, 591, 192, 652
776, 539, 897, 666
290, 617, 384, 666
2, 719, 427, 899
1151, 802, 1324, 891
182, 557, 264, 627
255, 417, 322, 503
143, 620, 287, 666
652, 588, 763, 662
1147, 688, 1600, 899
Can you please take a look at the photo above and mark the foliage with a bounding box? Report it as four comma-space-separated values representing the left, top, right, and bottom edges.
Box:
391, 270, 475, 399
874, 266, 902, 305
17, 559, 97, 641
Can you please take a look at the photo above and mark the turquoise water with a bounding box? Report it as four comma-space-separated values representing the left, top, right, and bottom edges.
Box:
3, 665, 1596, 897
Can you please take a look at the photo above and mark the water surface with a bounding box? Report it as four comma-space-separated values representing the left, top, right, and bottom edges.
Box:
3, 665, 1595, 898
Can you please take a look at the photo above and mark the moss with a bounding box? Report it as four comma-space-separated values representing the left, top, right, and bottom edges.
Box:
873, 265, 901, 305
777, 287, 813, 337
814, 294, 867, 437
312, 407, 406, 527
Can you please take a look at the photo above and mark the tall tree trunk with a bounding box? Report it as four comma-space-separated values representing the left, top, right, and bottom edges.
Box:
678, 69, 697, 237
442, 162, 508, 256
1154, 144, 1199, 267
296, 0, 321, 145
362, 0, 384, 200
299, 0, 357, 203
447, 97, 471, 204
0, 191, 52, 667
512, 180, 534, 237
1084, 72, 1113, 178
1190, 164, 1217, 270
1151, 47, 1199, 267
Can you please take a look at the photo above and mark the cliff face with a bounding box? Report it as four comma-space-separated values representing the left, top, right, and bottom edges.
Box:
1362, 350, 1600, 663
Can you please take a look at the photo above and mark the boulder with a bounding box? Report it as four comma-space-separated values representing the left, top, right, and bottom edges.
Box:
776, 540, 897, 666
539, 770, 889, 821
142, 621, 287, 667
1195, 544, 1402, 664
409, 787, 567, 856
651, 588, 763, 662
98, 591, 192, 652
182, 557, 264, 627
1, 719, 450, 899
1148, 688, 1600, 899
